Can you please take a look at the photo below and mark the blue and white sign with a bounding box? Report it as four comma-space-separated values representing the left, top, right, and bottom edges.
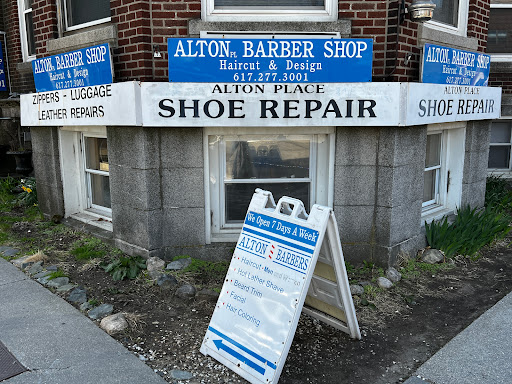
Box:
201, 190, 360, 384
0, 42, 7, 91
168, 38, 373, 83
32, 44, 113, 93
422, 43, 490, 87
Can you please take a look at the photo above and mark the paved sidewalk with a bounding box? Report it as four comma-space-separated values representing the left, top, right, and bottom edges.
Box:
404, 291, 512, 384
0, 257, 167, 384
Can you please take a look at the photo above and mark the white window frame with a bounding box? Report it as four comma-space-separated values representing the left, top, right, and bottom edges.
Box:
204, 127, 335, 243
426, 0, 469, 37
488, 119, 512, 173
59, 126, 113, 231
201, 0, 338, 22
17, 0, 36, 62
488, 3, 512, 62
63, 0, 111, 32
423, 131, 443, 209
422, 122, 466, 223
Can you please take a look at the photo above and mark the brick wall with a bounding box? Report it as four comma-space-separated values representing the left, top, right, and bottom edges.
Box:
468, 0, 490, 52
489, 72, 512, 94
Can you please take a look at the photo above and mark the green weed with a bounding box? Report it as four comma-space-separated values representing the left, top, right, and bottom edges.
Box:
485, 175, 512, 214
103, 255, 146, 281
400, 259, 452, 280
88, 298, 100, 307
71, 237, 109, 260
425, 205, 511, 258
48, 270, 67, 280
176, 256, 229, 284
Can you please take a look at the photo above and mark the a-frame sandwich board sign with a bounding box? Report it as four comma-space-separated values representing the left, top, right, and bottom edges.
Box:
200, 189, 360, 384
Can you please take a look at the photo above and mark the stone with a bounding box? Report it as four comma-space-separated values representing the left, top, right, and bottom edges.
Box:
1, 248, 20, 258
56, 284, 76, 293
147, 256, 166, 271
359, 280, 372, 287
33, 270, 52, 279
37, 276, 52, 286
350, 284, 365, 296
170, 370, 194, 380
166, 257, 192, 271
175, 284, 196, 300
377, 277, 393, 289
12, 255, 35, 269
100, 313, 129, 335
421, 249, 444, 264
46, 277, 70, 288
196, 288, 220, 302
46, 265, 58, 271
386, 267, 402, 283
26, 261, 44, 275
80, 302, 92, 312
88, 304, 114, 320
68, 287, 87, 304
157, 274, 178, 288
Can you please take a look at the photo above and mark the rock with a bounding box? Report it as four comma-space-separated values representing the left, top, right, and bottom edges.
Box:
157, 274, 178, 288
1, 247, 20, 258
359, 280, 372, 287
100, 313, 129, 335
421, 249, 444, 264
56, 284, 76, 293
386, 267, 402, 283
377, 277, 393, 289
196, 288, 220, 302
146, 257, 166, 279
46, 265, 58, 271
37, 275, 52, 286
26, 261, 44, 275
80, 302, 92, 312
166, 257, 192, 271
46, 277, 69, 288
350, 284, 365, 296
88, 304, 114, 320
68, 287, 87, 304
12, 255, 35, 269
170, 370, 194, 380
175, 284, 196, 300
33, 270, 52, 279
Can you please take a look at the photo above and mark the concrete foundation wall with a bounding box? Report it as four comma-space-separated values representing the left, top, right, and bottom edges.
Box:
31, 126, 64, 219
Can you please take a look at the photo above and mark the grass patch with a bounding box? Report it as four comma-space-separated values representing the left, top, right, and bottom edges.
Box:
176, 256, 230, 284
71, 237, 109, 261
48, 270, 67, 280
425, 206, 511, 259
485, 175, 512, 213
400, 258, 453, 280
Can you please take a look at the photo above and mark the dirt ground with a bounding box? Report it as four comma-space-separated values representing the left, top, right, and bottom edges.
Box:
3, 209, 512, 384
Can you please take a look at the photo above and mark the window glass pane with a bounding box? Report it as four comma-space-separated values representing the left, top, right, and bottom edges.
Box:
431, 0, 458, 27
488, 146, 511, 169
225, 139, 310, 180
425, 134, 441, 168
90, 174, 111, 208
215, 0, 324, 7
423, 169, 437, 203
25, 12, 35, 56
24, 0, 32, 8
85, 137, 109, 171
225, 182, 309, 222
487, 8, 512, 54
490, 122, 511, 143
66, 0, 110, 27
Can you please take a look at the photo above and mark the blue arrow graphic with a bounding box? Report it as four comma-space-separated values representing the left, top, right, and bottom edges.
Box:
213, 339, 266, 375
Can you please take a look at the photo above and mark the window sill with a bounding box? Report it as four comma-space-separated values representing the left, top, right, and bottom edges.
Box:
417, 24, 478, 51
421, 206, 454, 226
70, 211, 113, 232
46, 24, 117, 55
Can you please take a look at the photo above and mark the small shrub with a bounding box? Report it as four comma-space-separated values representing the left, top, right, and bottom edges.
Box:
103, 255, 146, 281
425, 205, 511, 258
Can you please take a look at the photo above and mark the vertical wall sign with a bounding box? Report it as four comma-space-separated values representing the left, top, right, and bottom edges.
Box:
168, 38, 373, 83
421, 43, 491, 87
32, 43, 113, 92
0, 42, 7, 91
201, 189, 360, 384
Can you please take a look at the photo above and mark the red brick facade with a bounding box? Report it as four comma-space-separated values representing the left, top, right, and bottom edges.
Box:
0, 0, 495, 93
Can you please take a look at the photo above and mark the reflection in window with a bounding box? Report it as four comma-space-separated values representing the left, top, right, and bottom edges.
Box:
489, 121, 512, 170
423, 133, 442, 206
65, 0, 110, 29
84, 137, 111, 211
487, 8, 512, 54
431, 0, 459, 27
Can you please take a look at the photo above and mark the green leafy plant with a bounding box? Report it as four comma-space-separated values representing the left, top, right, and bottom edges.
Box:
103, 255, 146, 281
425, 205, 511, 258
485, 175, 512, 214
16, 178, 38, 207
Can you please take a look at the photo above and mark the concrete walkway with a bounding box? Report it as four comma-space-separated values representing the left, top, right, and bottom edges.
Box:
0, 257, 167, 384
404, 291, 512, 384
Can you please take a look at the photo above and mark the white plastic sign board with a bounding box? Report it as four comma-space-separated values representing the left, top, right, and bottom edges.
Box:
201, 189, 360, 384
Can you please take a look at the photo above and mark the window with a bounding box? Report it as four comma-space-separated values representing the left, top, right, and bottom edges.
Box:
202, 0, 337, 22
488, 121, 512, 170
64, 0, 111, 31
206, 128, 334, 242
487, 3, 512, 61
427, 0, 469, 36
18, 0, 36, 61
422, 124, 465, 220
83, 135, 111, 215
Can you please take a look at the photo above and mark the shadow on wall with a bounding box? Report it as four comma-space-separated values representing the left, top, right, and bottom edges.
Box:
0, 104, 32, 176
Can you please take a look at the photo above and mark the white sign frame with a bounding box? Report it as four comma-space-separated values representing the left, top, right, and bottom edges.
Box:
200, 189, 359, 384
